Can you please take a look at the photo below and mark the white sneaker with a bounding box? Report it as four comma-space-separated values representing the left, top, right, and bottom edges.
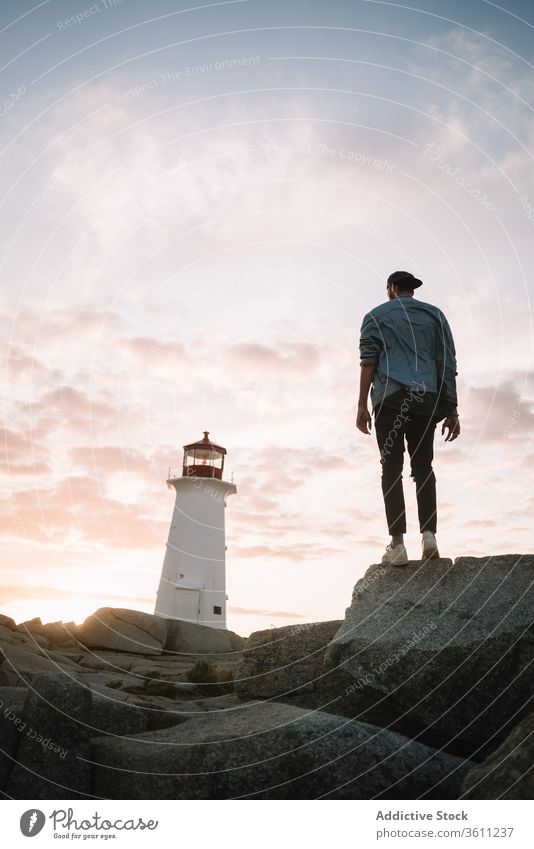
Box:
381, 542, 409, 566
421, 530, 440, 560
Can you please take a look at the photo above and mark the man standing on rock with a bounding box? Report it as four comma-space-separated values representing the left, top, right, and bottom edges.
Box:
356, 271, 460, 565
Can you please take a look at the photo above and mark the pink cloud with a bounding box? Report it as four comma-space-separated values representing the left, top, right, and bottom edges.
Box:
28, 386, 118, 431
233, 542, 342, 560
1, 343, 52, 380
462, 519, 498, 528
1, 427, 52, 477
224, 341, 320, 375
0, 476, 166, 549
69, 444, 155, 479
464, 384, 534, 442
3, 309, 124, 347
114, 336, 189, 365
227, 605, 304, 618
0, 584, 153, 609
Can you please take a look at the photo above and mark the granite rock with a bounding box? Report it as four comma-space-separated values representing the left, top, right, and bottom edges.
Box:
0, 645, 67, 687
0, 687, 28, 789
7, 673, 93, 799
461, 712, 534, 799
77, 608, 169, 655
323, 555, 534, 759
164, 618, 245, 655
235, 620, 342, 707
92, 701, 471, 800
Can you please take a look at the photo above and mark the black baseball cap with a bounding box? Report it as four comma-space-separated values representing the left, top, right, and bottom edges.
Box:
387, 270, 423, 289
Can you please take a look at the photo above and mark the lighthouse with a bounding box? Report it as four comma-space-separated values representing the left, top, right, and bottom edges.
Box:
154, 431, 237, 629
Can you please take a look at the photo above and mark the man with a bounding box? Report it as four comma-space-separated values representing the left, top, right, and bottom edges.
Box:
356, 270, 460, 565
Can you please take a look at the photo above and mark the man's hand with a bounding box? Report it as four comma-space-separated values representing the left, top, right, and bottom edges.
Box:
442, 416, 460, 442
356, 405, 372, 435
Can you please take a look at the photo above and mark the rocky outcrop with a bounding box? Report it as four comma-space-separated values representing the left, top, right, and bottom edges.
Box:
235, 620, 342, 706
1, 675, 243, 798
75, 607, 245, 657
32, 620, 79, 648
2, 673, 471, 800
2, 552, 532, 800
164, 618, 244, 654
76, 608, 169, 655
92, 700, 471, 799
323, 555, 534, 759
0, 605, 248, 797
461, 712, 534, 799
0, 604, 248, 798
0, 645, 74, 686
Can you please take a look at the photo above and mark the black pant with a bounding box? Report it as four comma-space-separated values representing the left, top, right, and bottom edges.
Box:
374, 402, 438, 535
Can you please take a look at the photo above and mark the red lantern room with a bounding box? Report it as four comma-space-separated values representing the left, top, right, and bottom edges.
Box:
182, 431, 226, 479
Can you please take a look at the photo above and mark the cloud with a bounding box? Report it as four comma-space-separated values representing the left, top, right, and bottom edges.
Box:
2, 309, 124, 349
0, 584, 153, 610
1, 343, 52, 381
68, 444, 156, 479
461, 519, 498, 529
0, 476, 166, 549
233, 542, 342, 560
414, 26, 534, 185
27, 385, 118, 432
0, 427, 52, 477
227, 605, 304, 618
114, 336, 189, 366
224, 341, 320, 375
462, 382, 534, 443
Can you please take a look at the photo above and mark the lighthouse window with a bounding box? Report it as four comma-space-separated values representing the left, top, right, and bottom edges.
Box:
213, 605, 222, 615
195, 448, 212, 465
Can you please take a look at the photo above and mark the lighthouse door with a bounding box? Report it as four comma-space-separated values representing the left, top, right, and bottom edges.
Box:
176, 588, 200, 623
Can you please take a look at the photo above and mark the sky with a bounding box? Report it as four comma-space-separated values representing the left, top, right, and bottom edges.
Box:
1, 0, 533, 636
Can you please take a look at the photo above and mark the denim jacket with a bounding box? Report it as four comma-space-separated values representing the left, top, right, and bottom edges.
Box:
359, 295, 458, 415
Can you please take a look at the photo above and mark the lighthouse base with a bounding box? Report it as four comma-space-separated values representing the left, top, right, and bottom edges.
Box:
154, 581, 227, 630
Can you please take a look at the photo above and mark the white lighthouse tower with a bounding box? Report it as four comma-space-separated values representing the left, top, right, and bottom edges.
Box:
154, 431, 236, 629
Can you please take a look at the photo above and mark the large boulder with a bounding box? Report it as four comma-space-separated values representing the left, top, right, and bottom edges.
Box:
461, 712, 534, 799
41, 621, 79, 648
0, 645, 69, 686
0, 687, 28, 789
92, 700, 471, 799
235, 620, 342, 706
87, 691, 148, 737
12, 625, 50, 650
17, 618, 51, 648
76, 650, 142, 671
0, 615, 19, 645
77, 608, 169, 655
163, 619, 245, 655
85, 685, 203, 732
323, 555, 534, 760
7, 673, 93, 799
0, 624, 19, 645
18, 617, 42, 628
6, 671, 194, 799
